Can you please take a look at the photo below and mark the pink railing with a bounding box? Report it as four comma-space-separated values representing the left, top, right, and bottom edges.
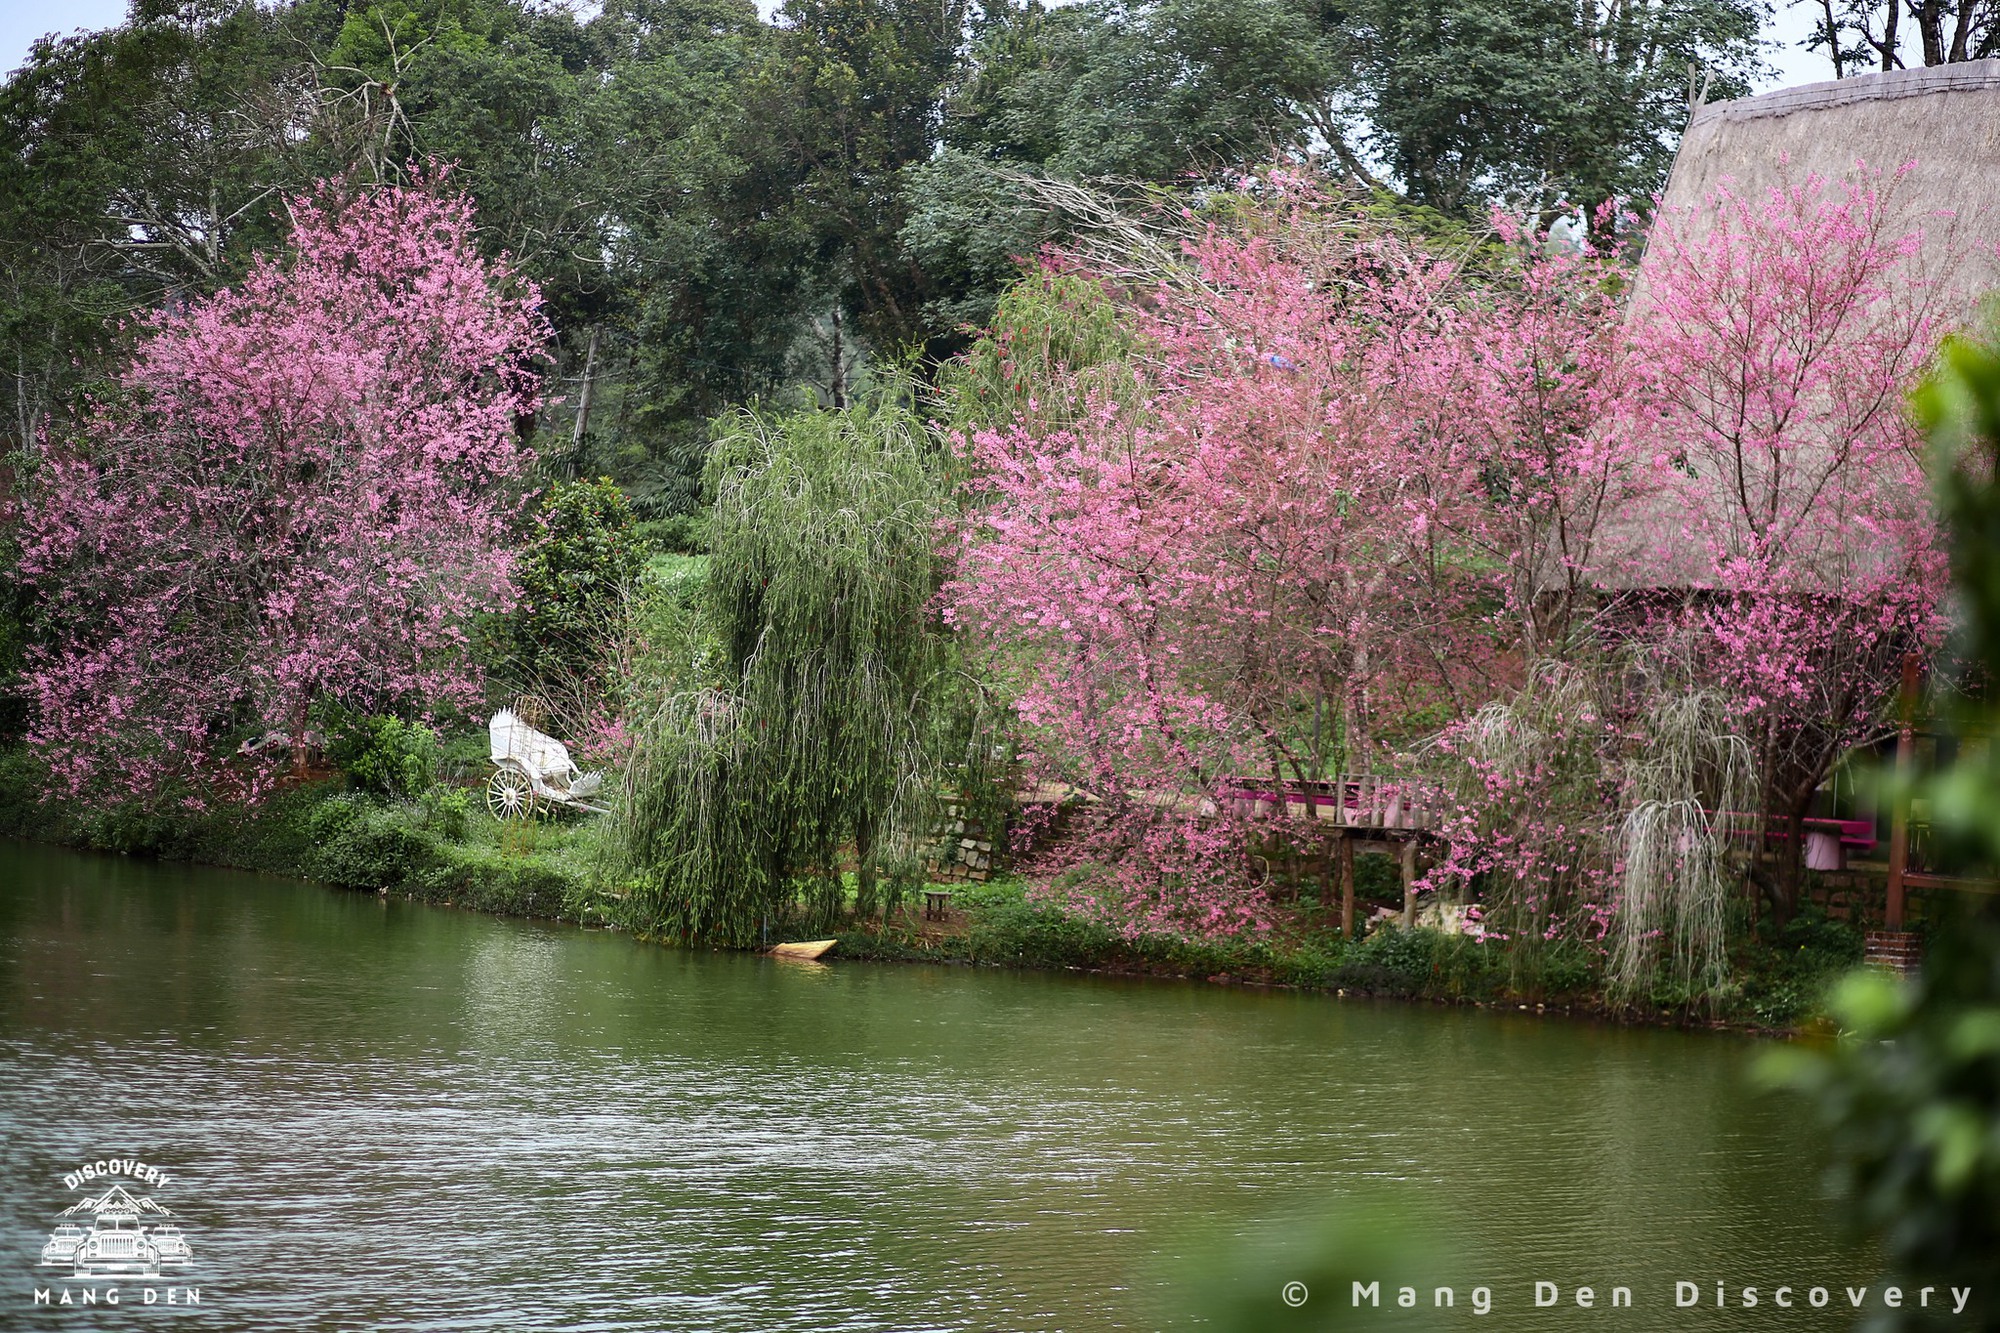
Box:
1216, 774, 1437, 831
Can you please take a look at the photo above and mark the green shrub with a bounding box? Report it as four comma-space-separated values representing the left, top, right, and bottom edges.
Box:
1740, 908, 1864, 1026
302, 792, 365, 845
966, 893, 1123, 969
1345, 923, 1437, 981
1523, 940, 1601, 998
328, 716, 440, 799
1323, 924, 1502, 998
420, 785, 472, 842
414, 841, 585, 917
636, 511, 709, 555
512, 477, 651, 683
301, 794, 436, 888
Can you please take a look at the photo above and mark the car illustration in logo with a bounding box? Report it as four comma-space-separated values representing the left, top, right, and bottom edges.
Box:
41, 1182, 190, 1279
148, 1224, 192, 1270
72, 1220, 160, 1278
38, 1224, 87, 1267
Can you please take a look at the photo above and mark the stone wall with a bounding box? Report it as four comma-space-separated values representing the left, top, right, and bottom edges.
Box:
929, 802, 1001, 883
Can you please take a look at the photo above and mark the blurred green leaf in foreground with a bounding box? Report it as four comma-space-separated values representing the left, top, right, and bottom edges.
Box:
1759, 326, 2000, 1331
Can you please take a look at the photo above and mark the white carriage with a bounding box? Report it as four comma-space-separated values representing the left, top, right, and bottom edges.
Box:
486, 709, 608, 819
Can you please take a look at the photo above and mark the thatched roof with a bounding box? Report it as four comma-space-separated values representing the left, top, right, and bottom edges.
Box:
1592, 62, 2000, 592
1655, 58, 2000, 303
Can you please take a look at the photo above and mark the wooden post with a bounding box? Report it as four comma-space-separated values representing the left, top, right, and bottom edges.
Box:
1400, 838, 1417, 928
1884, 652, 1921, 931
1318, 835, 1336, 920
1338, 833, 1356, 938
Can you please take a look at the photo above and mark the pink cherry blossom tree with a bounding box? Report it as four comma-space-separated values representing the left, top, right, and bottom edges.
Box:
16, 172, 548, 804
950, 166, 1956, 948
949, 191, 1515, 936
1619, 166, 1956, 919
1454, 215, 1642, 665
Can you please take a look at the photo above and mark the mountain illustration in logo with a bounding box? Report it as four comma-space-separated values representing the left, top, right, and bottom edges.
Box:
40, 1183, 193, 1279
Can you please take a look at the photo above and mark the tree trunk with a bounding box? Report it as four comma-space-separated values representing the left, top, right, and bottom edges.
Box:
1342, 651, 1372, 771
1400, 838, 1418, 928
854, 811, 877, 924
1819, 0, 1844, 76
828, 309, 847, 410
1769, 803, 1808, 926
1338, 834, 1356, 938
569, 325, 599, 474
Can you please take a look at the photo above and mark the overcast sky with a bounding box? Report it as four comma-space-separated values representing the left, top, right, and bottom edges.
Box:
0, 0, 1852, 104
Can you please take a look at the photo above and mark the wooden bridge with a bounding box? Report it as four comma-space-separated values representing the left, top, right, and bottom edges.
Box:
1215, 775, 1433, 934
1216, 774, 1437, 832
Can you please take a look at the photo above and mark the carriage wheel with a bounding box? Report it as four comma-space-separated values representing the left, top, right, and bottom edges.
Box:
487, 767, 536, 821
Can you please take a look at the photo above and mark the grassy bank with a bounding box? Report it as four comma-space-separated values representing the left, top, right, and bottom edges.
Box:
0, 747, 1865, 1029
832, 877, 1870, 1030
0, 750, 599, 921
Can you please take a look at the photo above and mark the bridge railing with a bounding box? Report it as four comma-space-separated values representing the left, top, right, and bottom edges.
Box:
1215, 774, 1438, 831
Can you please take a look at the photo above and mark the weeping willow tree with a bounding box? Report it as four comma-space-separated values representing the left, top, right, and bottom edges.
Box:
614, 391, 964, 945
1611, 681, 1755, 1003
1425, 653, 1755, 1006
1423, 662, 1615, 950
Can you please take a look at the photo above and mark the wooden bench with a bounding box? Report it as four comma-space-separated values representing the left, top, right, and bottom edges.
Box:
923, 890, 953, 921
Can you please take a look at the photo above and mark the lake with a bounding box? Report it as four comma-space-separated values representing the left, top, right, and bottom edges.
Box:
0, 841, 1870, 1329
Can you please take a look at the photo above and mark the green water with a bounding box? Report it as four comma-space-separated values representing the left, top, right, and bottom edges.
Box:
1, 842, 1872, 1330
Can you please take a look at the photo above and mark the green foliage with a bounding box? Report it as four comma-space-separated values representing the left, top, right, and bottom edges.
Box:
616, 388, 962, 943
1347, 0, 1763, 213
620, 552, 716, 712
945, 0, 1336, 183
511, 477, 652, 688
0, 1, 312, 453
1740, 910, 1864, 1028
302, 791, 434, 886
1761, 943, 2000, 1327
1335, 924, 1501, 999
329, 716, 442, 799
963, 881, 1125, 968
1175, 1195, 1438, 1331
1528, 940, 1603, 998
0, 0, 1767, 495
0, 533, 29, 744
937, 269, 1137, 435
635, 511, 711, 556
421, 785, 473, 841
1758, 320, 2000, 1324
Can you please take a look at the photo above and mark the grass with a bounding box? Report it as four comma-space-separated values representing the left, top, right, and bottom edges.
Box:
0, 742, 600, 922
832, 874, 1865, 1027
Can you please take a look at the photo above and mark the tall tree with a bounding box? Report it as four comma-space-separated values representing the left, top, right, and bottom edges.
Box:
618, 391, 958, 942
734, 0, 973, 365
585, 0, 818, 462
905, 0, 1344, 334
946, 189, 1511, 937
1344, 0, 1764, 214
16, 177, 547, 800
1620, 168, 1957, 920
0, 0, 323, 452
1798, 0, 1998, 74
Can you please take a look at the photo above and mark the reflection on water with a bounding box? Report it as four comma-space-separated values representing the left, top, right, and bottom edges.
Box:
0, 841, 1864, 1330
